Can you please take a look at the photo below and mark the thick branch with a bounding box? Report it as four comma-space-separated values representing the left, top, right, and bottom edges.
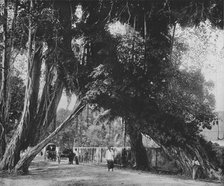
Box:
14, 100, 85, 172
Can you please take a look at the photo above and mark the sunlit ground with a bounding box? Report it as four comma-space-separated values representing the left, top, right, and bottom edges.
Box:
1, 155, 222, 186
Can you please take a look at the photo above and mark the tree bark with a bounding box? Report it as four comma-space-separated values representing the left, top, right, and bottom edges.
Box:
0, 41, 43, 170
0, 0, 43, 170
32, 0, 74, 144
0, 0, 77, 171
127, 122, 149, 170
34, 78, 64, 144
14, 101, 85, 173
0, 0, 8, 159
0, 0, 18, 158
147, 134, 215, 177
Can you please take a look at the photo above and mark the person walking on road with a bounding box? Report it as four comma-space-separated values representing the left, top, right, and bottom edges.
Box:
74, 148, 79, 165
57, 150, 61, 164
192, 156, 200, 180
106, 146, 114, 171
68, 150, 75, 164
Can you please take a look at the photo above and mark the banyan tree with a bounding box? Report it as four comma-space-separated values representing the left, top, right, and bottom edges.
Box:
0, 0, 223, 176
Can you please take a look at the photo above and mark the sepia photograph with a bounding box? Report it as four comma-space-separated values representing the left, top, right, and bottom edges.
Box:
0, 0, 224, 185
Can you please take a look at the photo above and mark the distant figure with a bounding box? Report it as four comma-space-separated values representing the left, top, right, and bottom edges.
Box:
45, 150, 49, 161
74, 149, 79, 165
192, 156, 200, 180
106, 146, 114, 171
57, 151, 61, 164
121, 148, 127, 167
68, 150, 75, 164
84, 151, 89, 162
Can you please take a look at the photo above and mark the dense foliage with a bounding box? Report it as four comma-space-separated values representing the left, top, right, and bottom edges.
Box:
56, 107, 127, 148
0, 0, 223, 175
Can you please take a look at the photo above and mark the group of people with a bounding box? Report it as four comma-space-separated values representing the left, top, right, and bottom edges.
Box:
55, 146, 115, 169
45, 145, 202, 180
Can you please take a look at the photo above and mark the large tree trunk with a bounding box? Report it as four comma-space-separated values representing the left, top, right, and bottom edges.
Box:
0, 0, 43, 169
14, 100, 85, 173
0, 126, 6, 159
0, 0, 8, 158
31, 0, 75, 144
147, 134, 216, 177
159, 144, 214, 177
0, 0, 76, 171
0, 41, 43, 170
32, 78, 64, 144
0, 0, 8, 159
127, 123, 149, 170
0, 0, 18, 158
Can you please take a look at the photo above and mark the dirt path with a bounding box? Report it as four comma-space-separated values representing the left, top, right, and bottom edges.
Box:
0, 156, 223, 186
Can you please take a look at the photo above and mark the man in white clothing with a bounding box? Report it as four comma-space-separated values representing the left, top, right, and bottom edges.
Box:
192, 156, 200, 180
105, 146, 114, 171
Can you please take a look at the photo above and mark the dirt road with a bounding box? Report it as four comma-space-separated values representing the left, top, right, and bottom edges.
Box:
0, 157, 223, 186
